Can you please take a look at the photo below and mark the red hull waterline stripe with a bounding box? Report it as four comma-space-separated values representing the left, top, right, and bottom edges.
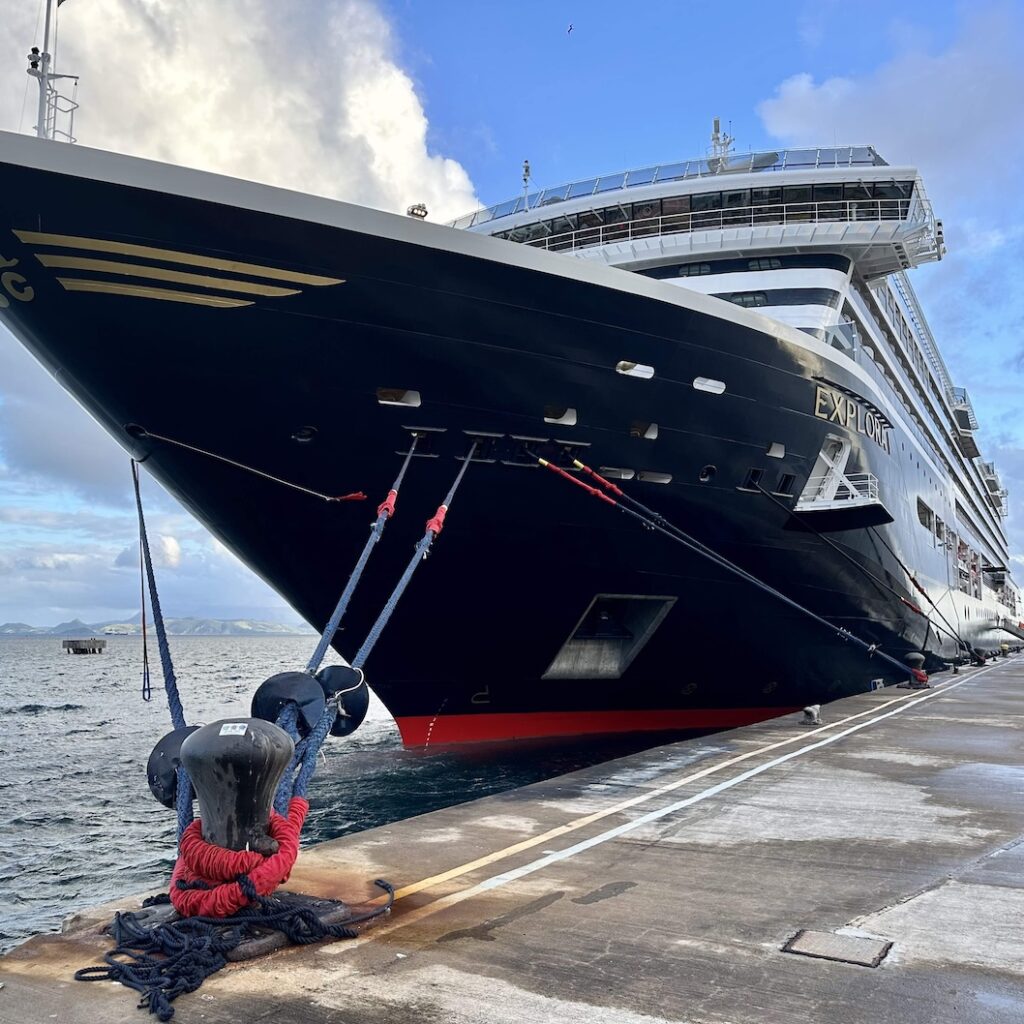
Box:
395, 707, 801, 747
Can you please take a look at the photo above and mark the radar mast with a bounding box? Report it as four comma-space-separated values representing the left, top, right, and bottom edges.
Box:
709, 117, 734, 171
25, 0, 80, 142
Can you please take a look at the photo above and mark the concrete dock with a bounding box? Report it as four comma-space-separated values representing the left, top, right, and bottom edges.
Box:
3, 655, 1024, 1023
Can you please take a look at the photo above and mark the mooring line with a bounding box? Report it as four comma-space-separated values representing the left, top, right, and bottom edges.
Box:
138, 428, 367, 504
317, 657, 1012, 953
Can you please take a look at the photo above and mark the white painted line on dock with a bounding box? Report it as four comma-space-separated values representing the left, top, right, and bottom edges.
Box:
322, 659, 1010, 954
376, 662, 1003, 905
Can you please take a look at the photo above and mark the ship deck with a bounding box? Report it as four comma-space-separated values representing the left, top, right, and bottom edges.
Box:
4, 655, 1024, 1023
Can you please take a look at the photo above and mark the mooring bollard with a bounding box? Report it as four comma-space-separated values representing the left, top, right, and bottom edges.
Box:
180, 719, 294, 855
903, 651, 930, 689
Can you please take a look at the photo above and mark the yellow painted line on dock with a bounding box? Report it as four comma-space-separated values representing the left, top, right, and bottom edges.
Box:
323, 660, 1009, 952
387, 666, 990, 902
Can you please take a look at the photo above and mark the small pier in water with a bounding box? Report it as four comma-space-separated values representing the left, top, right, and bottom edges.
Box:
61, 638, 106, 654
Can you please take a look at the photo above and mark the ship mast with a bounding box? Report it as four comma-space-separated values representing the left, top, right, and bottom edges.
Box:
26, 0, 79, 142
709, 117, 734, 171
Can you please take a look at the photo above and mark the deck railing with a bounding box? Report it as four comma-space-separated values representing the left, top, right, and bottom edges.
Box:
510, 199, 921, 253
798, 472, 880, 508
451, 145, 887, 228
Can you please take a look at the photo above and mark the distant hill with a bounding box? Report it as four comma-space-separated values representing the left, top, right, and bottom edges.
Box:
0, 617, 316, 637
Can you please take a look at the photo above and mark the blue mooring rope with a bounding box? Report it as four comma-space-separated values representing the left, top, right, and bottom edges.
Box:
132, 462, 187, 732
279, 443, 477, 807
132, 460, 194, 838
305, 435, 420, 674
272, 702, 302, 816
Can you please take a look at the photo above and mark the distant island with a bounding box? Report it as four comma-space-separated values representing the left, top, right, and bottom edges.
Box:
0, 616, 317, 637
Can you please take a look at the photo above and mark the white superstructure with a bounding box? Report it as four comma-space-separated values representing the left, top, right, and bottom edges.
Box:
453, 132, 1016, 625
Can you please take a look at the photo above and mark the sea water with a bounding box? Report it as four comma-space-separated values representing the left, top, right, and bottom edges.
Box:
0, 636, 666, 951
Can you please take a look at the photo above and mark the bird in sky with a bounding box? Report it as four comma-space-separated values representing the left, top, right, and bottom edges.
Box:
568, 23, 573, 34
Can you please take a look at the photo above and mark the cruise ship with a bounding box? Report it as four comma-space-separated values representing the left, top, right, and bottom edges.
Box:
1, 110, 1019, 744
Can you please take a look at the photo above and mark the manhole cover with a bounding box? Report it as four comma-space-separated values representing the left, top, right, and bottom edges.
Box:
782, 930, 892, 967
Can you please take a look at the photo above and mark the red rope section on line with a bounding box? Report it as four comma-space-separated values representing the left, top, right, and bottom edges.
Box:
425, 504, 449, 535
170, 797, 309, 918
538, 458, 615, 505
331, 491, 367, 503
377, 488, 398, 518
571, 458, 625, 497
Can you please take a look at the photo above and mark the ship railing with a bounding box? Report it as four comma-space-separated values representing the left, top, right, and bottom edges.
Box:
451, 145, 888, 228
948, 386, 980, 432
796, 472, 880, 509
512, 198, 929, 253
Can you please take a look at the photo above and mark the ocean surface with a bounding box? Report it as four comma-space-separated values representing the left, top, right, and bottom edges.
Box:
0, 636, 671, 952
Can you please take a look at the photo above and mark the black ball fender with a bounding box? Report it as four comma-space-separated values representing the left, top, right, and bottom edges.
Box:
250, 671, 326, 736
146, 725, 200, 808
316, 664, 370, 737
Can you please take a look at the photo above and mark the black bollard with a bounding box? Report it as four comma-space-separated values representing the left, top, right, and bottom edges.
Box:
180, 719, 294, 855
903, 651, 929, 689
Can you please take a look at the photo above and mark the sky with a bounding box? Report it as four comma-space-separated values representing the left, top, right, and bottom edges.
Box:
0, 0, 1022, 625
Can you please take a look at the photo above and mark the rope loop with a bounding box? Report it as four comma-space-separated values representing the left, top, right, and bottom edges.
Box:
170, 798, 308, 918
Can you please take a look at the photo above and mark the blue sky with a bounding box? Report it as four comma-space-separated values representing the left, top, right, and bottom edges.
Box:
0, 0, 1021, 624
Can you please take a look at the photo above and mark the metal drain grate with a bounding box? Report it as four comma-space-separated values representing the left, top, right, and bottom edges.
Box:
782, 930, 892, 967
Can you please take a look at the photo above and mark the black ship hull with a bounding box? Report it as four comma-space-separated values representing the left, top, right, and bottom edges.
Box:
0, 134, 1007, 744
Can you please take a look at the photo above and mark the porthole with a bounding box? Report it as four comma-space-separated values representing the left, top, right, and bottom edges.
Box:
740, 468, 764, 490
637, 471, 672, 484
699, 465, 716, 482
766, 442, 785, 459
291, 426, 317, 444
615, 360, 655, 379
693, 377, 726, 395
774, 473, 796, 495
377, 388, 421, 407
599, 466, 636, 480
630, 420, 659, 440
544, 405, 577, 426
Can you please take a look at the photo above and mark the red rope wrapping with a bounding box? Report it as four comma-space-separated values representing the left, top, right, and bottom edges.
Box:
330, 491, 367, 503
377, 488, 398, 519
425, 504, 448, 536
911, 668, 929, 684
169, 797, 309, 918
539, 459, 616, 505
573, 459, 625, 497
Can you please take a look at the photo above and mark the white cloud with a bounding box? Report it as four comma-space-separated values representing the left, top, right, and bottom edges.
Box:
114, 533, 180, 570
0, 0, 478, 221
159, 534, 181, 569
0, 0, 481, 621
956, 220, 1024, 258
757, 7, 1024, 205
756, 5, 1024, 558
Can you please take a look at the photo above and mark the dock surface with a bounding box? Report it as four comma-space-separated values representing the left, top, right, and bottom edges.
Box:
4, 656, 1024, 1023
